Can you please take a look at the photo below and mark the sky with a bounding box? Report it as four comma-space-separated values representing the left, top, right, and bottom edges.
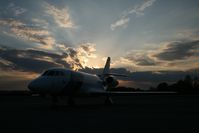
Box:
0, 0, 199, 90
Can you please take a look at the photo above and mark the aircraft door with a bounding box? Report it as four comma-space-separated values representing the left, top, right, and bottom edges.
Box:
53, 71, 70, 93
63, 71, 84, 95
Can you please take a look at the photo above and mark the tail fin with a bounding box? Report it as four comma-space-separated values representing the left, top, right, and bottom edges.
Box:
102, 57, 111, 75
102, 57, 127, 78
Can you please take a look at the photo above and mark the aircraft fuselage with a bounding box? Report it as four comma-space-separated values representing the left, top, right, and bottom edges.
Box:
28, 68, 105, 96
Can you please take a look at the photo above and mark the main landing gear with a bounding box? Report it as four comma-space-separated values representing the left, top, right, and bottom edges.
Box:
104, 96, 113, 105
68, 96, 75, 106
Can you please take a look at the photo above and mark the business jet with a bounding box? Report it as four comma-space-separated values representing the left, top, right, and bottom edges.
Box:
28, 57, 128, 105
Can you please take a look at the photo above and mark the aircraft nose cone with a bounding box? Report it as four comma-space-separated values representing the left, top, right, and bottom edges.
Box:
28, 77, 51, 93
28, 80, 37, 91
28, 78, 43, 92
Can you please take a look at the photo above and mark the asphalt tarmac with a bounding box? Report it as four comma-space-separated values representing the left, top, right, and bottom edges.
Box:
0, 94, 199, 133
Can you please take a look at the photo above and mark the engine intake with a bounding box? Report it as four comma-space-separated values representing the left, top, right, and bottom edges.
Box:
104, 76, 119, 89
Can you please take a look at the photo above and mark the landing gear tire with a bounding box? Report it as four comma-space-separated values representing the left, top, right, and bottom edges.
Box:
52, 96, 58, 103
40, 93, 46, 98
104, 97, 113, 105
68, 97, 75, 106
51, 96, 59, 107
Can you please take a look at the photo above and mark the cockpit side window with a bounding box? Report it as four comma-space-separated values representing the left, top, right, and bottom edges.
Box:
42, 71, 49, 76
54, 71, 59, 76
47, 71, 55, 76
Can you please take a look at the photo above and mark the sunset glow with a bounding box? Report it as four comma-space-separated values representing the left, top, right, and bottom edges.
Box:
0, 0, 198, 89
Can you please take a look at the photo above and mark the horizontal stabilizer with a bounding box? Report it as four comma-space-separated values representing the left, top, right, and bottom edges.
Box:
103, 73, 128, 77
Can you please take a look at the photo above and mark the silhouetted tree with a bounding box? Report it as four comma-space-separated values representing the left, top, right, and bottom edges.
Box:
157, 82, 169, 91
184, 75, 193, 88
149, 86, 156, 91
151, 75, 199, 93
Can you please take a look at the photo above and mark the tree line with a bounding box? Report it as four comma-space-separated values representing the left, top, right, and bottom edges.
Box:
113, 75, 199, 93
152, 75, 199, 93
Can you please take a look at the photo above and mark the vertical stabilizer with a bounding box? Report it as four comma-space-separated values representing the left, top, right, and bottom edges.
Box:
103, 57, 111, 75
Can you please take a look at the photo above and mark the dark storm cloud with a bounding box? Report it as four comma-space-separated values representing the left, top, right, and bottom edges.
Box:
127, 56, 156, 66
121, 40, 199, 70
0, 46, 71, 73
67, 47, 78, 58
154, 40, 199, 61
66, 47, 83, 69
136, 59, 156, 66
57, 43, 97, 70
0, 42, 97, 73
123, 51, 157, 66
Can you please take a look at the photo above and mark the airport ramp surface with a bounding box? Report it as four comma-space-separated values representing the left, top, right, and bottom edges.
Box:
0, 94, 199, 132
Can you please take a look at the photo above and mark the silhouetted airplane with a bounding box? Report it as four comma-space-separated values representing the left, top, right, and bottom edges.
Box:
28, 57, 130, 105
28, 57, 175, 105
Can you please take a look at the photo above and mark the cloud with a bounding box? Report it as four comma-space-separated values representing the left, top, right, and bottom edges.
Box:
78, 43, 97, 58
0, 47, 70, 73
45, 3, 74, 28
0, 2, 76, 51
0, 19, 55, 50
58, 42, 97, 70
124, 50, 157, 66
111, 0, 156, 30
110, 17, 130, 31
32, 18, 49, 28
0, 42, 97, 72
117, 40, 199, 71
129, 0, 156, 15
176, 29, 199, 40
7, 2, 27, 16
0, 19, 24, 27
153, 40, 199, 61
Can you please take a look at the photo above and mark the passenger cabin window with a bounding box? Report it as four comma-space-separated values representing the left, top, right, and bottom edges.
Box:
54, 71, 59, 76
59, 72, 64, 76
42, 70, 65, 76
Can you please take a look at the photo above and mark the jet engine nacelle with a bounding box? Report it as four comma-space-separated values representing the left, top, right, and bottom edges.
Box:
104, 76, 119, 89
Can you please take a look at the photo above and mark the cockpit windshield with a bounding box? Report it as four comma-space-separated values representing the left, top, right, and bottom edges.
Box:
42, 70, 65, 76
